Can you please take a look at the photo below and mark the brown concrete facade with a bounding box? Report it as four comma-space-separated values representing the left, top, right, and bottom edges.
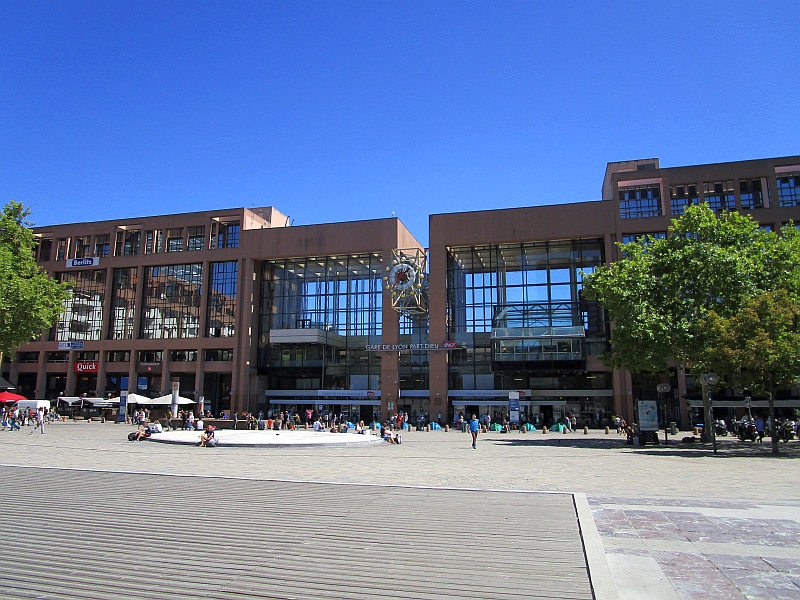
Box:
6, 154, 800, 427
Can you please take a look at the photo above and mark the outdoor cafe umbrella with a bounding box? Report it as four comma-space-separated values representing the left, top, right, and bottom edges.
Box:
0, 391, 26, 402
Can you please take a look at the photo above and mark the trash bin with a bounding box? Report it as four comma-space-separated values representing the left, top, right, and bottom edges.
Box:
669, 422, 678, 435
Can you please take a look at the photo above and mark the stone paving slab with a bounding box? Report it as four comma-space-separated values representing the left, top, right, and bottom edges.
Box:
589, 496, 800, 599
3, 421, 800, 599
0, 466, 594, 600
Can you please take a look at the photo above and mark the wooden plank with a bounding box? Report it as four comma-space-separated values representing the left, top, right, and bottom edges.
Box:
0, 466, 593, 600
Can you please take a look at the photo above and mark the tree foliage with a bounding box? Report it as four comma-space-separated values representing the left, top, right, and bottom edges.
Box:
582, 204, 793, 373
0, 201, 69, 357
703, 290, 800, 392
702, 290, 800, 454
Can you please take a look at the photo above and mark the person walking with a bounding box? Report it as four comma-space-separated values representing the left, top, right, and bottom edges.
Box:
29, 407, 45, 435
469, 413, 480, 449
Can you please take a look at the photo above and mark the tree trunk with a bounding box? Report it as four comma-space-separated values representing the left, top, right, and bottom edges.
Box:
768, 392, 778, 456
702, 383, 713, 443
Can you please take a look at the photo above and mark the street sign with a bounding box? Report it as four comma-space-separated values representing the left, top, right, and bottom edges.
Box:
508, 391, 520, 424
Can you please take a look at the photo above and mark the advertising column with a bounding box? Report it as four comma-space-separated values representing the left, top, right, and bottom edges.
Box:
117, 390, 128, 424
171, 381, 179, 418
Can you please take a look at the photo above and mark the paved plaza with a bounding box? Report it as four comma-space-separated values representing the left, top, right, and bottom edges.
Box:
1, 422, 799, 599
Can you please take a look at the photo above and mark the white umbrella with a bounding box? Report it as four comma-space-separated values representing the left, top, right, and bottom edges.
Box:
123, 393, 155, 405
147, 394, 196, 406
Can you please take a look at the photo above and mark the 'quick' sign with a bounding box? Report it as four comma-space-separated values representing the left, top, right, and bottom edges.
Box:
66, 257, 100, 268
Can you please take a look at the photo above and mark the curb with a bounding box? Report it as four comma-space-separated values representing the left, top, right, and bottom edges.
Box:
574, 492, 619, 600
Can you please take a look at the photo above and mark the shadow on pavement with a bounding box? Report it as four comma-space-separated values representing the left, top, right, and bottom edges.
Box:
491, 435, 800, 457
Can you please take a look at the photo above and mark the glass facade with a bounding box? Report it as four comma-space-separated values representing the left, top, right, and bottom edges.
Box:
207, 261, 238, 337
53, 269, 107, 341
258, 254, 383, 392
447, 240, 607, 394
619, 184, 662, 218
778, 172, 800, 207
109, 267, 137, 340
140, 264, 202, 339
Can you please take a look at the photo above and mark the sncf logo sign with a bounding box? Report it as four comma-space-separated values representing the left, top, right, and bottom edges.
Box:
74, 361, 99, 373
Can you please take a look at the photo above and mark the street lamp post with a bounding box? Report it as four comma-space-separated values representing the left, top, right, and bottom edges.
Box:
657, 383, 671, 445
699, 373, 719, 454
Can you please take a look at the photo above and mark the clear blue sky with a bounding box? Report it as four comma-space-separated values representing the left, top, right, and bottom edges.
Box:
1, 1, 798, 245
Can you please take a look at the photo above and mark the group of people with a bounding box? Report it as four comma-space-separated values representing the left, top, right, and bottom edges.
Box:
1, 406, 48, 434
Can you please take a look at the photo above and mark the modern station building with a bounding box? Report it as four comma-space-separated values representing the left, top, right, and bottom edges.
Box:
5, 154, 800, 427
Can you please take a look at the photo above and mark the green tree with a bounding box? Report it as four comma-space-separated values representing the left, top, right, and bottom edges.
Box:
0, 201, 69, 359
702, 290, 800, 455
582, 204, 795, 440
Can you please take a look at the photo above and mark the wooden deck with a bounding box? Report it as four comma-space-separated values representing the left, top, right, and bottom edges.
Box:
0, 466, 594, 599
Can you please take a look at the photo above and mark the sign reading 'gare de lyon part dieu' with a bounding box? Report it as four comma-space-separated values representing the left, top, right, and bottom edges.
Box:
365, 341, 458, 351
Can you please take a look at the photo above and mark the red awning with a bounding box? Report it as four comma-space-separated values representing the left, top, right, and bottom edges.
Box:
0, 391, 27, 402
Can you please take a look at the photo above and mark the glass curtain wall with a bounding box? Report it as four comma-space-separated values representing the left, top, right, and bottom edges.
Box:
109, 267, 137, 340
207, 261, 238, 337
140, 264, 202, 339
258, 254, 382, 391
52, 269, 107, 341
446, 239, 607, 390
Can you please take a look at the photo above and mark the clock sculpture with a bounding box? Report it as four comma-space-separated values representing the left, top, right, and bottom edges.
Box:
383, 249, 427, 315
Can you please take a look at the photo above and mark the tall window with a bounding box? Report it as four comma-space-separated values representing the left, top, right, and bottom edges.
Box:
777, 173, 800, 207
109, 268, 137, 340
619, 184, 662, 218
207, 261, 238, 337
740, 179, 764, 209
166, 228, 183, 252
188, 226, 205, 251
140, 264, 202, 339
53, 269, 107, 341
703, 181, 735, 212
213, 220, 240, 249
115, 229, 140, 256
144, 230, 162, 254
669, 184, 699, 216
74, 237, 90, 259
94, 234, 110, 257
56, 238, 68, 261
37, 238, 52, 262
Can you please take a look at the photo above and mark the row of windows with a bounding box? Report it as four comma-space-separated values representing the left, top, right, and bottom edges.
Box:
37, 220, 240, 262
620, 172, 800, 218
52, 262, 237, 342
10, 349, 232, 364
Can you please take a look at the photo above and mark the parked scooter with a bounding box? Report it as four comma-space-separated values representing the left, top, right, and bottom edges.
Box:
736, 419, 758, 442
714, 419, 728, 436
779, 420, 797, 442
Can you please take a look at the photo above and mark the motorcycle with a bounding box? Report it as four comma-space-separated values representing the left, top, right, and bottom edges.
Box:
714, 419, 728, 436
737, 419, 758, 442
779, 420, 797, 442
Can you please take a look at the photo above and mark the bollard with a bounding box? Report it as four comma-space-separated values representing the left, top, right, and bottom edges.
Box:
583, 426, 588, 435
426, 425, 430, 432
604, 426, 610, 434
563, 427, 568, 434
542, 426, 547, 434
445, 424, 449, 432
693, 427, 699, 436
520, 426, 525, 434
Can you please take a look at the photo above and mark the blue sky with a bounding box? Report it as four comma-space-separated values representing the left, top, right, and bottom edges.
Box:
1, 1, 798, 245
